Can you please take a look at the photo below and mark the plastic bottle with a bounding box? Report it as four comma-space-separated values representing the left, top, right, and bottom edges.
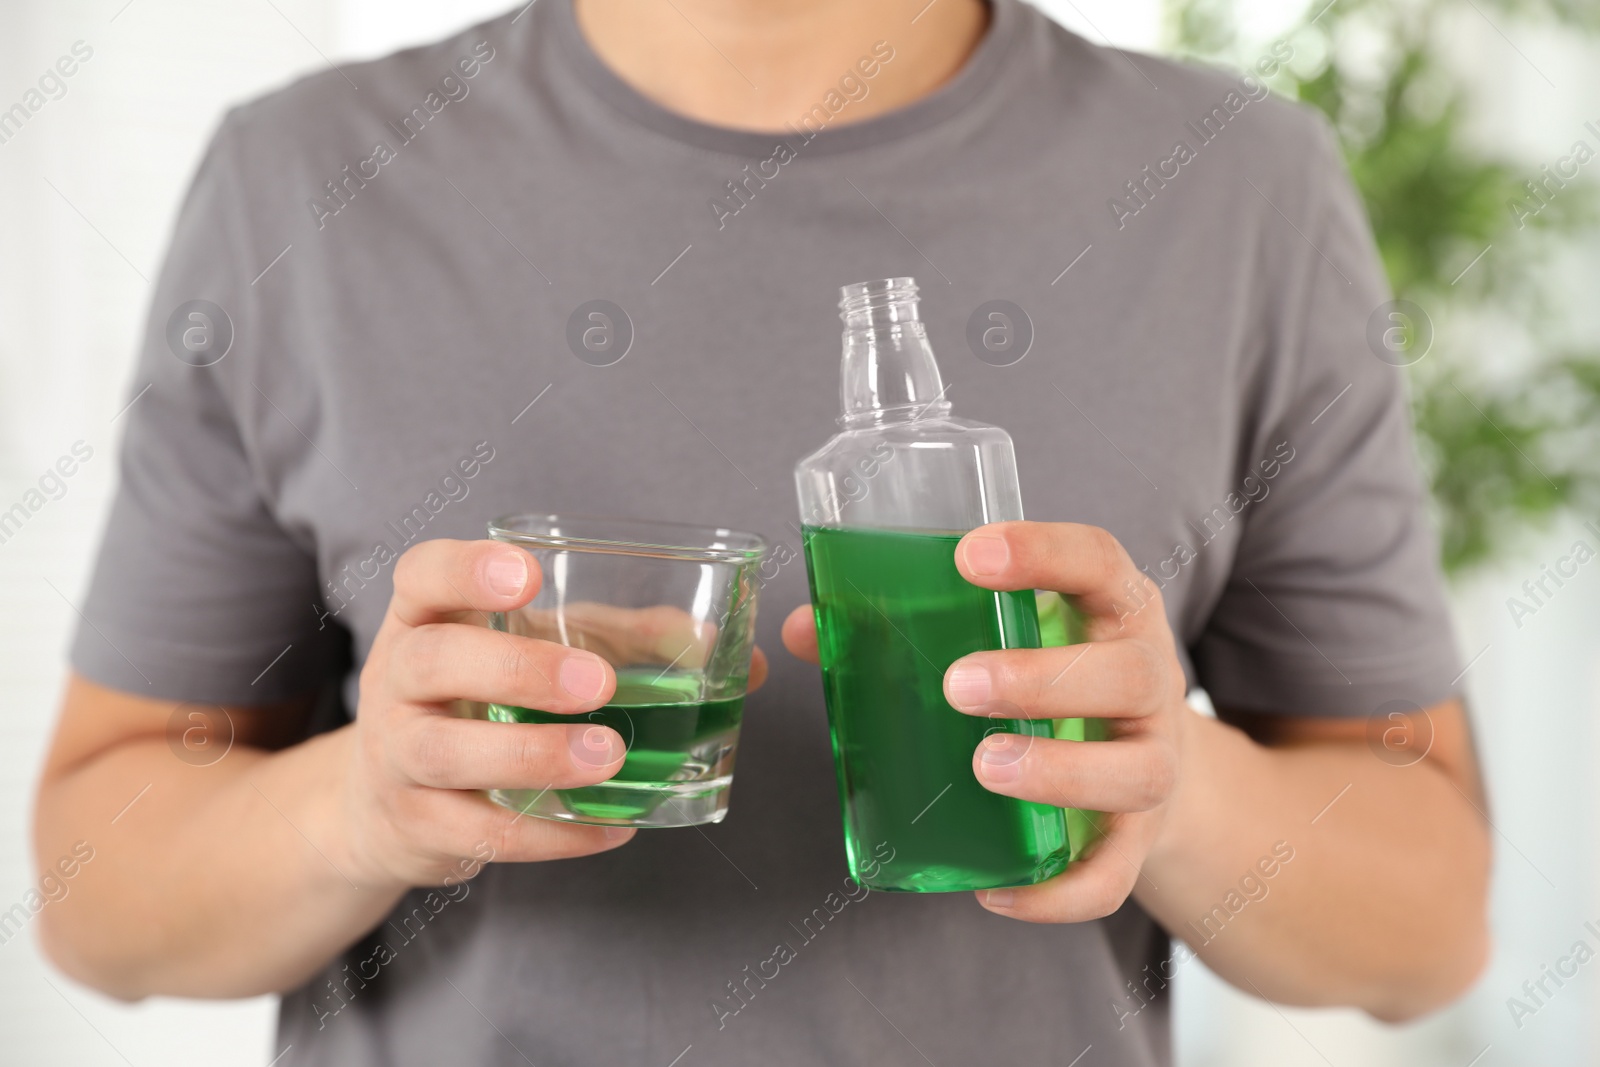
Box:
794, 277, 1071, 893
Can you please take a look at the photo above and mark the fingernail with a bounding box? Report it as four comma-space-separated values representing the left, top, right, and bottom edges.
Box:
963, 535, 1009, 576
946, 663, 991, 709
570, 725, 622, 768
559, 655, 607, 700
982, 888, 1015, 909
978, 734, 1024, 783
485, 551, 527, 597
603, 826, 633, 842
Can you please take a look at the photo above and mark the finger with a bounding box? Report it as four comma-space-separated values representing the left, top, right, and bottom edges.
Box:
977, 811, 1161, 923
944, 639, 1178, 719
389, 624, 615, 712
971, 733, 1177, 813
420, 788, 637, 864
388, 715, 627, 790
748, 646, 769, 693
954, 522, 1163, 636
782, 604, 819, 665
522, 602, 717, 669
386, 539, 541, 630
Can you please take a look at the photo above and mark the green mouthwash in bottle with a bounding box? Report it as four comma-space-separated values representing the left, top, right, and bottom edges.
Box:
795, 277, 1070, 893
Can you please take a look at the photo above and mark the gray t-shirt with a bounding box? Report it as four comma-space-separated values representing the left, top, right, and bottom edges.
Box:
71, 1, 1461, 1063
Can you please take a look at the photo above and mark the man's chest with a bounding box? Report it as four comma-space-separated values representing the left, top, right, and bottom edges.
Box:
252, 178, 1257, 668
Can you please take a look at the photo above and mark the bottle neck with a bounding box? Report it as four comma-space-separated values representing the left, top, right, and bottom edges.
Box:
837, 279, 950, 428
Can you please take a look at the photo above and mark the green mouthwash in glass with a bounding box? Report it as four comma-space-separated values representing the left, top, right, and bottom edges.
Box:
490, 669, 742, 824
794, 277, 1070, 892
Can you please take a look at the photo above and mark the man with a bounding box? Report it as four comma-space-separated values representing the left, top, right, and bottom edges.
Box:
34, 0, 1489, 1063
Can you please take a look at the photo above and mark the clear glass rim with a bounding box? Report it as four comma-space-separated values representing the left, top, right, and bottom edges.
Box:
488, 513, 767, 562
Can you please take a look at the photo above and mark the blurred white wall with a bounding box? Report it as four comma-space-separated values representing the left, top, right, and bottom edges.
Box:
0, 2, 1595, 1065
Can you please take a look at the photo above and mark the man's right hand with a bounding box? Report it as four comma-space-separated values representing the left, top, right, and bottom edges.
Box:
33, 537, 644, 997
337, 538, 635, 890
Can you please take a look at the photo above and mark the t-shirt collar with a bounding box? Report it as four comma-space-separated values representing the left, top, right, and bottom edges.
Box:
546, 0, 1021, 157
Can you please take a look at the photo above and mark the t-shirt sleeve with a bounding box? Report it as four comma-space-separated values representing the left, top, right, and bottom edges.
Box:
70, 113, 345, 706
1190, 118, 1462, 718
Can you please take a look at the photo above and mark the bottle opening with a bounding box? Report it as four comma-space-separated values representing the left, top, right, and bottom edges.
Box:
839, 277, 920, 329
835, 276, 948, 426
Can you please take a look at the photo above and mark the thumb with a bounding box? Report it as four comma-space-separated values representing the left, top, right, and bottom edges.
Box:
781, 604, 820, 665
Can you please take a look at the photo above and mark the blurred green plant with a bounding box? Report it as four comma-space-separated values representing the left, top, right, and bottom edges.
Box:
1163, 0, 1600, 573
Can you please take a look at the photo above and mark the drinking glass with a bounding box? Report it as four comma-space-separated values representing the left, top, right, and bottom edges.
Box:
485, 514, 766, 828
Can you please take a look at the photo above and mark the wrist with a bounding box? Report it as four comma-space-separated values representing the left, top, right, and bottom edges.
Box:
271, 724, 410, 897
1141, 705, 1250, 878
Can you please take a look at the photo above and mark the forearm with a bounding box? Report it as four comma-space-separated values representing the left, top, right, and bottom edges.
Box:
35, 724, 405, 1000
1134, 707, 1490, 1020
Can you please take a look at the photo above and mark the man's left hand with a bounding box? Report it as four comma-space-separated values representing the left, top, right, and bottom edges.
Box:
782, 520, 1190, 921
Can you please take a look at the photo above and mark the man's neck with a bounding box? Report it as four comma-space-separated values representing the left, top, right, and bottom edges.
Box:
572, 0, 990, 133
